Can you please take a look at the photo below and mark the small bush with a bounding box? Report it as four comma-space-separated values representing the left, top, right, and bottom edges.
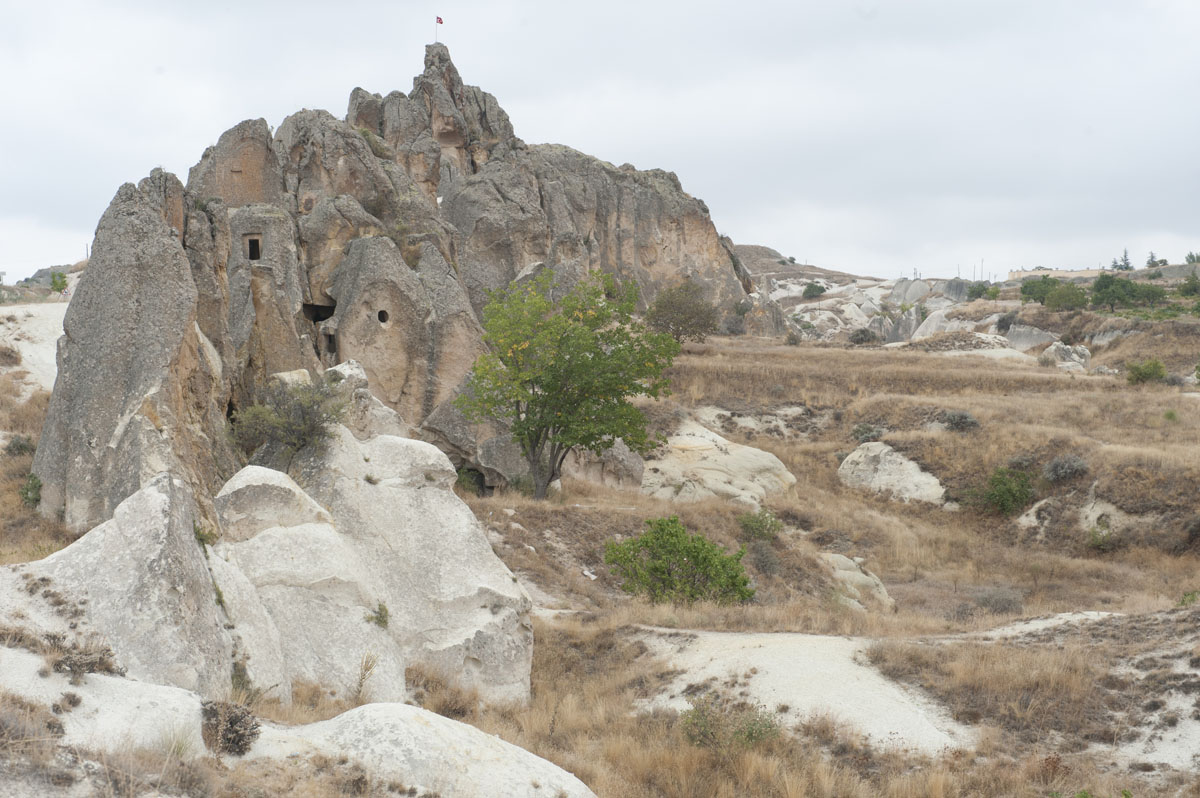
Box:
646, 281, 720, 343
977, 467, 1034, 516
1126, 358, 1167, 384
967, 282, 988, 300
49, 272, 67, 293
1043, 454, 1088, 482
679, 695, 780, 750
940, 410, 979, 432
200, 700, 261, 756
848, 328, 878, 345
365, 602, 389, 629
784, 329, 801, 346
232, 378, 346, 461
604, 516, 754, 605
5, 435, 35, 456
974, 588, 1023, 615
851, 422, 883, 443
746, 540, 780, 576
802, 282, 827, 299
19, 473, 41, 508
994, 311, 1017, 334
455, 467, 486, 496
737, 508, 782, 541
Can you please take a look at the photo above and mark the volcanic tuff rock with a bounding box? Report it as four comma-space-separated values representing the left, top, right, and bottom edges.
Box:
34, 44, 776, 532
837, 442, 948, 506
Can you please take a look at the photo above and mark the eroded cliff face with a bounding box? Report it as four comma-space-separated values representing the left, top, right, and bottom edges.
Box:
35, 43, 779, 532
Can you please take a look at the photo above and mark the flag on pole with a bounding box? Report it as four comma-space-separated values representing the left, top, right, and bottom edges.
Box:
437, 16, 443, 24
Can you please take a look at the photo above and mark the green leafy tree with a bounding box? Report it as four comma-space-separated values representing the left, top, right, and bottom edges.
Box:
1186, 251, 1200, 264
604, 516, 754, 605
1091, 273, 1135, 312
457, 271, 679, 499
1178, 270, 1200, 297
1111, 248, 1133, 271
1020, 275, 1060, 305
1133, 282, 1166, 307
802, 282, 827, 299
49, 272, 67, 292
645, 280, 719, 343
1126, 358, 1167, 384
967, 282, 988, 300
1044, 283, 1088, 310
977, 467, 1034, 516
985, 285, 1001, 300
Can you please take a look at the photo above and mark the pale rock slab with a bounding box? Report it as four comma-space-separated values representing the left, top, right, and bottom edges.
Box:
820, 553, 895, 611
641, 420, 796, 508
252, 703, 597, 798
214, 465, 333, 542
290, 426, 533, 703
838, 442, 947, 505
0, 474, 231, 696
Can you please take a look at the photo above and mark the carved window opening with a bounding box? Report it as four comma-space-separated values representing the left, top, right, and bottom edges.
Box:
377, 309, 389, 324
245, 236, 262, 261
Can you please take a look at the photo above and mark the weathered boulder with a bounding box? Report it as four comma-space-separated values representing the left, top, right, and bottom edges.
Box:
1004, 323, 1059, 351
820, 553, 895, 612
837, 442, 947, 505
327, 359, 411, 440
642, 420, 796, 508
0, 474, 231, 696
0, 645, 596, 798
187, 118, 287, 209
562, 439, 644, 490
1042, 340, 1091, 372
253, 703, 597, 798
275, 426, 533, 702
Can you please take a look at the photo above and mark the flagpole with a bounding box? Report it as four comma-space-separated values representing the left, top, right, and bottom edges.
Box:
434, 18, 438, 43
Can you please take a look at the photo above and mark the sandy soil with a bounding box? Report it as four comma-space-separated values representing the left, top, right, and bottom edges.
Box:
639, 628, 975, 754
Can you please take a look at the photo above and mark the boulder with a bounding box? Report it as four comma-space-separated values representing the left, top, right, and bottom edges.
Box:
819, 553, 895, 611
279, 426, 533, 703
327, 359, 411, 440
642, 420, 796, 508
562, 439, 644, 490
837, 442, 947, 505
0, 474, 232, 696
1041, 340, 1091, 372
252, 703, 596, 798
1004, 323, 1059, 351
0, 645, 596, 798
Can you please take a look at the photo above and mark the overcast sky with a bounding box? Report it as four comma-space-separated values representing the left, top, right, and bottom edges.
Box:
2, 0, 1197, 282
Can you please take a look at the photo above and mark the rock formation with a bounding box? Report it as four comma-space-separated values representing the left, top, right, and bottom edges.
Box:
837, 442, 949, 506
33, 44, 778, 532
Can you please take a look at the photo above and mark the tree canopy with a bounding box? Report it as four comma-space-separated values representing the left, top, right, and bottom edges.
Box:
457, 271, 679, 499
645, 279, 720, 343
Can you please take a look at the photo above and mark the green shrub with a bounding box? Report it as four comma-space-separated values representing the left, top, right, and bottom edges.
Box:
646, 280, 720, 343
940, 409, 979, 432
231, 378, 346, 462
365, 602, 389, 629
977, 467, 1033, 516
49, 272, 67, 293
985, 286, 1001, 300
851, 422, 883, 442
5, 435, 35, 457
784, 329, 801, 346
1045, 283, 1088, 311
849, 328, 878, 345
802, 283, 827, 299
19, 473, 41, 508
678, 695, 780, 750
455, 467, 486, 496
604, 516, 754, 605
996, 310, 1018, 333
1043, 454, 1087, 482
1178, 271, 1200, 297
1126, 358, 1167, 385
967, 282, 988, 300
737, 508, 782, 541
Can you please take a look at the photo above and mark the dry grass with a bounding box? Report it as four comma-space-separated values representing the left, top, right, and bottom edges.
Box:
0, 380, 73, 565
431, 616, 1162, 798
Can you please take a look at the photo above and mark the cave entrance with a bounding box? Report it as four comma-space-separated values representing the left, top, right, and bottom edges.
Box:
325, 333, 337, 357
302, 303, 336, 323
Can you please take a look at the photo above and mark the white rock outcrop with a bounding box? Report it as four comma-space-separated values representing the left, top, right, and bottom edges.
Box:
837, 442, 947, 505
282, 426, 533, 703
0, 474, 232, 696
820, 553, 895, 611
1041, 341, 1091, 372
253, 703, 596, 797
0, 645, 595, 798
641, 420, 796, 508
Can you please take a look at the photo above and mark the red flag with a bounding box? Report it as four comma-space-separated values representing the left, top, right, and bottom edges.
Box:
436, 16, 443, 24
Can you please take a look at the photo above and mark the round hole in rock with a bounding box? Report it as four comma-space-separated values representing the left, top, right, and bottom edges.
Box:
377, 309, 390, 324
